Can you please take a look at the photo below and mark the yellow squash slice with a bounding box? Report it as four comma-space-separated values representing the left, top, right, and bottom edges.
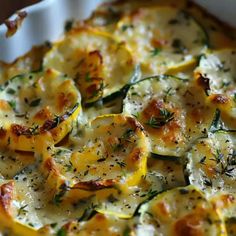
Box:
44, 28, 136, 104
0, 68, 81, 151
36, 114, 150, 218
194, 49, 236, 119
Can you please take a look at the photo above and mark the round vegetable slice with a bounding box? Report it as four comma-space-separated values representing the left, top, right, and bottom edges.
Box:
194, 49, 236, 119
0, 68, 81, 151
37, 114, 150, 218
123, 75, 215, 157
43, 27, 136, 105
137, 185, 226, 236
115, 6, 208, 76
185, 132, 236, 195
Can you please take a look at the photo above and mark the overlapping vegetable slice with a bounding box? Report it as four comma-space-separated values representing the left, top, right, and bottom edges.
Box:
0, 68, 81, 151
137, 185, 226, 236
195, 49, 236, 119
44, 28, 136, 105
123, 75, 215, 157
115, 6, 208, 75
36, 114, 150, 218
0, 181, 39, 236
185, 132, 236, 195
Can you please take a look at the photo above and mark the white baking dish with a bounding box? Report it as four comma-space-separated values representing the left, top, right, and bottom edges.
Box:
0, 0, 236, 62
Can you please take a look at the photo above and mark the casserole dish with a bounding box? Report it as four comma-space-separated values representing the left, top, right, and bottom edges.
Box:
0, 0, 236, 235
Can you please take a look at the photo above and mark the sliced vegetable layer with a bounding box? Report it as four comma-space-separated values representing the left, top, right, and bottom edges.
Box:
37, 114, 150, 218
138, 185, 225, 236
44, 28, 136, 104
123, 75, 215, 157
186, 132, 236, 195
115, 6, 207, 75
195, 49, 236, 118
0, 68, 81, 151
195, 49, 236, 96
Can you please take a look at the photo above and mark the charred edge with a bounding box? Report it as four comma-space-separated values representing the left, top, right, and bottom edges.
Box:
73, 179, 116, 191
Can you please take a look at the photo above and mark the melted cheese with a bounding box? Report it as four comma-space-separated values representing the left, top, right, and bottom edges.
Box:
0, 0, 236, 235
44, 28, 136, 104
186, 132, 236, 195
123, 75, 215, 157
138, 185, 226, 236
115, 6, 207, 76
0, 69, 81, 151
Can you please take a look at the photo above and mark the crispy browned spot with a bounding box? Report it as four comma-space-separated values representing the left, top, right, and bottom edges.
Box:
44, 158, 59, 174
5, 11, 27, 37
11, 124, 32, 136
127, 116, 145, 132
156, 201, 170, 217
210, 94, 229, 104
0, 127, 7, 139
74, 179, 116, 191
34, 107, 53, 121
174, 213, 204, 236
143, 99, 164, 120
40, 119, 59, 133
0, 181, 14, 217
129, 148, 142, 162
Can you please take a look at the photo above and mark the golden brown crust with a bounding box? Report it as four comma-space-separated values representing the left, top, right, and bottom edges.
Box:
0, 181, 14, 218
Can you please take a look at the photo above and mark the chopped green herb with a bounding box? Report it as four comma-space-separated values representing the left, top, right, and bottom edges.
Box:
209, 109, 224, 133
85, 72, 91, 82
123, 226, 131, 236
6, 88, 16, 94
145, 108, 174, 129
150, 48, 161, 57
8, 100, 16, 110
17, 204, 28, 216
29, 98, 41, 107
121, 24, 133, 31
53, 182, 69, 205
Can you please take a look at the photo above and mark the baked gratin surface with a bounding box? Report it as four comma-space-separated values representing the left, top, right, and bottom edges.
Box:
0, 0, 236, 235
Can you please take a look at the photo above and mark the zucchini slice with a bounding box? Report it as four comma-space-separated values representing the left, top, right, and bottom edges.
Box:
0, 149, 34, 179
137, 185, 226, 236
115, 6, 208, 76
37, 114, 150, 218
123, 75, 215, 157
194, 49, 236, 119
43, 28, 136, 105
195, 49, 236, 96
185, 132, 236, 195
0, 69, 81, 151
